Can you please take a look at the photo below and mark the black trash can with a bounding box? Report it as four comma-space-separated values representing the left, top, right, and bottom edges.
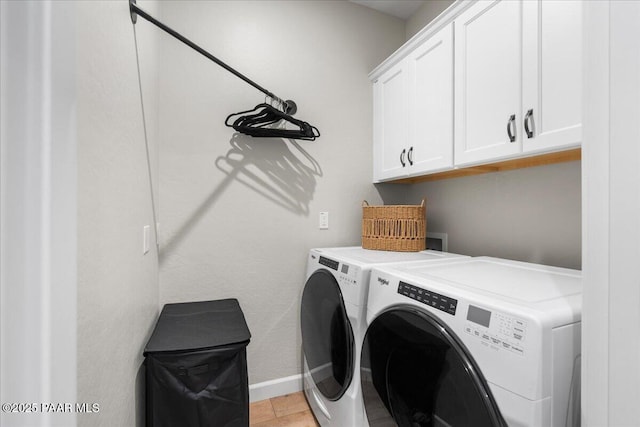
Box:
144, 299, 251, 427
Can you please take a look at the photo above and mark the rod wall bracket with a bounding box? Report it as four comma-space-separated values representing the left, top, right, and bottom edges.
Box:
130, 0, 137, 25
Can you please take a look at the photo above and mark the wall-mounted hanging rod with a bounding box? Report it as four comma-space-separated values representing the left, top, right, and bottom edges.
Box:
129, 0, 297, 115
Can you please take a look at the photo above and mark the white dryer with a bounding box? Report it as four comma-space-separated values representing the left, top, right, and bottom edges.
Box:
300, 247, 468, 427
362, 257, 582, 427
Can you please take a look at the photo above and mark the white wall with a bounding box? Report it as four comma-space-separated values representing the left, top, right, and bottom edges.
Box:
155, 0, 405, 385
1, 1, 77, 426
76, 1, 159, 426
582, 1, 640, 425
379, 160, 582, 269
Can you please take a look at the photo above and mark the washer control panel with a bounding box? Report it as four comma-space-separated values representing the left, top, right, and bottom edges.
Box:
398, 281, 457, 316
464, 305, 528, 356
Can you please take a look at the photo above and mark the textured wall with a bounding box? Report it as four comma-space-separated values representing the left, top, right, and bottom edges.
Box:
156, 1, 405, 384
77, 1, 159, 426
379, 161, 582, 269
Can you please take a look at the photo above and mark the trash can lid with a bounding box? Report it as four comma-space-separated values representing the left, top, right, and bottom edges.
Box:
144, 298, 251, 355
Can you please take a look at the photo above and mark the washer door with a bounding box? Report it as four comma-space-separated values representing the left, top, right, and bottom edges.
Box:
360, 307, 506, 427
301, 269, 354, 401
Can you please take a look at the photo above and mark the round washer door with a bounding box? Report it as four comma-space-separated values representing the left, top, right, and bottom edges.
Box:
301, 269, 354, 401
360, 307, 506, 427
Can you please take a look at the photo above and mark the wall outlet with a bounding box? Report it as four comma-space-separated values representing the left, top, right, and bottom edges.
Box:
426, 232, 448, 252
319, 212, 329, 230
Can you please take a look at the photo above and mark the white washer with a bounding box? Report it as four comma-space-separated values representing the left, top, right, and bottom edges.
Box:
362, 257, 582, 427
300, 247, 468, 427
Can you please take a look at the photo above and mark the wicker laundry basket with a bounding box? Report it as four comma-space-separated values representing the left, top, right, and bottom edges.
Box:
361, 199, 426, 252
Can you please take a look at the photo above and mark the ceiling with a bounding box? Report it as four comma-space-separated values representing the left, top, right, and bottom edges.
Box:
350, 0, 427, 20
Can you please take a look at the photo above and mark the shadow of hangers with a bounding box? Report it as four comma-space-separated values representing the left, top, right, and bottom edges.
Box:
215, 133, 322, 216
160, 133, 322, 265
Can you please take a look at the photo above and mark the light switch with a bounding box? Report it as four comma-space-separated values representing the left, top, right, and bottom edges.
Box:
143, 225, 150, 255
319, 212, 329, 230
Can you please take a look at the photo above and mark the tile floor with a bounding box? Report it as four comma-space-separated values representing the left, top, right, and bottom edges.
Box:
249, 391, 320, 427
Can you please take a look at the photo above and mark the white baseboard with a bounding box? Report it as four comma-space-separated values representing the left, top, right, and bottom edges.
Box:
249, 374, 304, 402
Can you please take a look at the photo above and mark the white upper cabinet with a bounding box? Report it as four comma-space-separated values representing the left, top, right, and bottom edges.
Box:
522, 0, 582, 153
455, 0, 582, 167
407, 23, 454, 177
373, 60, 409, 182
371, 0, 583, 181
373, 23, 454, 182
454, 0, 523, 166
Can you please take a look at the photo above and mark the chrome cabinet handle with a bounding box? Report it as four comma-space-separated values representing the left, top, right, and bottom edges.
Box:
507, 114, 516, 142
400, 149, 406, 167
524, 109, 534, 138
408, 146, 414, 166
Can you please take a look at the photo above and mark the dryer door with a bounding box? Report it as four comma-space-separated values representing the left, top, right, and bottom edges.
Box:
301, 269, 354, 401
361, 307, 507, 427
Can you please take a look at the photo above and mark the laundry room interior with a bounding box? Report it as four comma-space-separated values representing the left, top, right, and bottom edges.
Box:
1, 1, 639, 427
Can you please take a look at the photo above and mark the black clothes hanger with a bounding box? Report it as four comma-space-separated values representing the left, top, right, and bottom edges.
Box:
225, 103, 320, 141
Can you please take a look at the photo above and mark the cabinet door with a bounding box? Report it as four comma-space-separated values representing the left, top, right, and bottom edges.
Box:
407, 23, 454, 176
373, 60, 409, 182
522, 0, 582, 153
454, 0, 523, 166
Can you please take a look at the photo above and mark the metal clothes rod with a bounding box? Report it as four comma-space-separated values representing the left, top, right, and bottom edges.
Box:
129, 0, 295, 113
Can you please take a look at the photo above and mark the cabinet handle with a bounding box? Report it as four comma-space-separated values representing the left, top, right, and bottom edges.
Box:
507, 114, 516, 143
524, 109, 534, 139
408, 146, 414, 166
400, 149, 406, 167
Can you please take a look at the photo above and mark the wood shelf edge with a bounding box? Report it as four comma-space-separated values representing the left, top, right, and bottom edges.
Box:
389, 148, 582, 184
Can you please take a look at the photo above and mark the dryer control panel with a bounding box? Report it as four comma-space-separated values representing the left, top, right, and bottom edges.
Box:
464, 305, 528, 356
318, 256, 339, 271
337, 262, 359, 287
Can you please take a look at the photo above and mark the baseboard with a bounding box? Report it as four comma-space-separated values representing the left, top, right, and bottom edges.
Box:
249, 374, 304, 402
